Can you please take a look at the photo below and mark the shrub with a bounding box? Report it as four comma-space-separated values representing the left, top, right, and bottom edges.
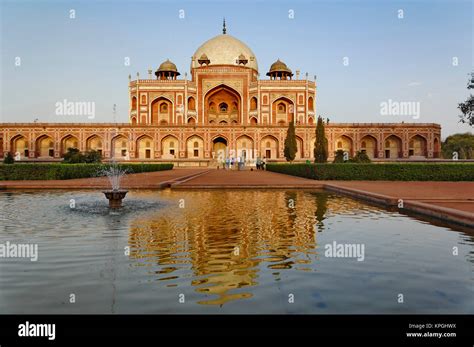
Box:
3, 152, 14, 164
266, 163, 474, 181
333, 150, 346, 163
84, 150, 102, 163
352, 151, 372, 163
63, 148, 86, 163
0, 163, 173, 180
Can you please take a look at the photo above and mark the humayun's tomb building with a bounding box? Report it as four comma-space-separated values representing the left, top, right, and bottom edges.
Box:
0, 23, 441, 165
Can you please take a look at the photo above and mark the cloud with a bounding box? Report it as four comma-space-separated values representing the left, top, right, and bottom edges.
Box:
408, 81, 422, 87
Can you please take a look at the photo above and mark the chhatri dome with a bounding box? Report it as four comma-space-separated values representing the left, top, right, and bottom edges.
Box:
191, 19, 258, 71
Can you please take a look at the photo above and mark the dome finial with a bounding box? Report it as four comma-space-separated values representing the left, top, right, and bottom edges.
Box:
223, 17, 226, 34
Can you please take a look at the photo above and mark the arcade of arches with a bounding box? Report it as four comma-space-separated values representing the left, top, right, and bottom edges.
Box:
1, 126, 441, 162
0, 29, 441, 163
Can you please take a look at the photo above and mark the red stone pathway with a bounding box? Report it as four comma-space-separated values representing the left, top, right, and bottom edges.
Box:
0, 168, 210, 189
171, 169, 324, 189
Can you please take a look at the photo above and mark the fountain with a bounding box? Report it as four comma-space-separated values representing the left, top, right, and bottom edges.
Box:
101, 164, 128, 208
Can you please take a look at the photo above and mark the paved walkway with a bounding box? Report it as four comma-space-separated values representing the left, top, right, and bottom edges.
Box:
0, 168, 210, 189
171, 169, 324, 189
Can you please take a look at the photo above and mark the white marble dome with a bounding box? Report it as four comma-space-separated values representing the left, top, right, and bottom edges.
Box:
192, 34, 258, 71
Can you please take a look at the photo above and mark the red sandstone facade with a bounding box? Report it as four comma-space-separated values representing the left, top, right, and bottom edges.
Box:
0, 30, 441, 164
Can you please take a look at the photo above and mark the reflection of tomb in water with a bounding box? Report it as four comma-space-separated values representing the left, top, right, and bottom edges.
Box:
127, 190, 370, 305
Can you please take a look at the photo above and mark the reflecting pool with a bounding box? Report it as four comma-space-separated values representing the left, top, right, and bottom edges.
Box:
0, 189, 472, 314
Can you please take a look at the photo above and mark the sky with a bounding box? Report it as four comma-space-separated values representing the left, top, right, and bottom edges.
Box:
1, 0, 473, 137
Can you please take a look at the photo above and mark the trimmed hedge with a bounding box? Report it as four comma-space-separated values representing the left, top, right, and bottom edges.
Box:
0, 163, 173, 180
267, 163, 474, 181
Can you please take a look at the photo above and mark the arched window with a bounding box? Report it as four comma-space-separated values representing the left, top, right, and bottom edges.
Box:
361, 141, 366, 148
160, 103, 168, 113
278, 103, 286, 113
188, 97, 196, 110
146, 141, 150, 147
266, 141, 271, 147
337, 141, 342, 148
263, 95, 268, 104
141, 95, 146, 104
298, 95, 303, 104
385, 140, 390, 147
132, 97, 137, 110
219, 103, 228, 113
193, 141, 198, 148
170, 141, 175, 148
121, 141, 126, 147
250, 97, 257, 110
308, 97, 314, 111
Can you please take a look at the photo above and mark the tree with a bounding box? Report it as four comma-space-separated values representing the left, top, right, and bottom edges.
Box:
333, 150, 345, 163
63, 148, 85, 163
314, 116, 328, 163
441, 132, 474, 159
3, 152, 14, 164
84, 150, 102, 163
458, 72, 474, 126
352, 151, 372, 163
62, 148, 102, 163
284, 121, 297, 162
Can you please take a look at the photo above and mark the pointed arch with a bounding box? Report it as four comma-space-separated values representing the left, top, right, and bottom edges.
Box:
308, 96, 314, 111
86, 134, 103, 157
111, 134, 130, 159
151, 96, 173, 125
10, 134, 29, 159
236, 135, 254, 160
359, 134, 378, 159
35, 134, 55, 158
188, 96, 196, 111
136, 134, 154, 159
204, 84, 242, 125
271, 96, 294, 125
186, 135, 204, 158
60, 134, 79, 155
161, 134, 179, 159
260, 134, 279, 159
409, 134, 427, 157
250, 96, 258, 110
334, 134, 353, 157
384, 135, 402, 159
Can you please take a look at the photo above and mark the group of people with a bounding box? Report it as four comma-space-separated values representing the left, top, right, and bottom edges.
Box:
221, 156, 245, 170
219, 156, 267, 170
256, 156, 266, 170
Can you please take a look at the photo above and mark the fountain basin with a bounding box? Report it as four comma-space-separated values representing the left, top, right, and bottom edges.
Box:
102, 190, 128, 208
